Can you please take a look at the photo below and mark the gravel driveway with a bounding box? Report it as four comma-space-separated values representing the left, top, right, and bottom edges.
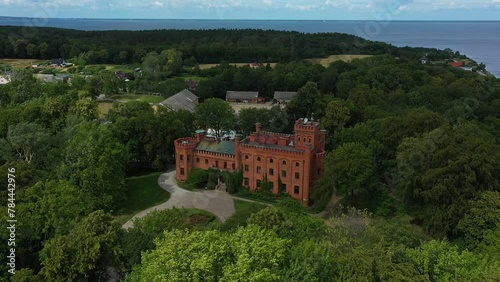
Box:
123, 170, 236, 229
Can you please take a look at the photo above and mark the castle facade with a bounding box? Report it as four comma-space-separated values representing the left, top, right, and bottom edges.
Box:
174, 119, 326, 206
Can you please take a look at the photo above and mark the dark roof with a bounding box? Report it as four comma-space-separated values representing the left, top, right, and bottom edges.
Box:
158, 89, 199, 113
196, 139, 235, 155
51, 58, 65, 65
274, 91, 298, 101
226, 91, 259, 100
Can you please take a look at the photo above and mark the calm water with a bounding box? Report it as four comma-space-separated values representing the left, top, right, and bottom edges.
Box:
1, 18, 499, 77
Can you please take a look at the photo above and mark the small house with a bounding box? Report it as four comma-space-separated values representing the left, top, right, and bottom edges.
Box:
274, 91, 298, 104
226, 91, 259, 103
155, 89, 199, 113
51, 58, 66, 67
36, 74, 56, 83
448, 61, 463, 67
186, 79, 199, 92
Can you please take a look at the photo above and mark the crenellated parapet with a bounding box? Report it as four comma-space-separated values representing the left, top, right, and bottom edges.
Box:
240, 143, 305, 156
175, 137, 198, 149
195, 150, 236, 159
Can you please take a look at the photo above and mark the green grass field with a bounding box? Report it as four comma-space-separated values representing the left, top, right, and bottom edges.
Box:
197, 62, 277, 70
115, 172, 170, 225
305, 54, 373, 66
115, 94, 165, 104
97, 102, 114, 118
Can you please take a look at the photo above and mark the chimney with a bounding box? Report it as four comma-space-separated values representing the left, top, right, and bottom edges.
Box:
195, 129, 206, 143
255, 122, 262, 133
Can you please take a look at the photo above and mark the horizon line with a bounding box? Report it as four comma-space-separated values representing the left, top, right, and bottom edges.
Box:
1, 16, 500, 22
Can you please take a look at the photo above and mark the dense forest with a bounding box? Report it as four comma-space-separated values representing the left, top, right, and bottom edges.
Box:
0, 27, 499, 281
0, 26, 461, 64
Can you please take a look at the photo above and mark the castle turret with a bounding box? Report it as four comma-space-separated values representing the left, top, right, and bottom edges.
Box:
294, 118, 320, 150
174, 137, 198, 181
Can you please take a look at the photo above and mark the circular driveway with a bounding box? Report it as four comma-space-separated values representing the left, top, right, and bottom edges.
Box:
123, 170, 236, 229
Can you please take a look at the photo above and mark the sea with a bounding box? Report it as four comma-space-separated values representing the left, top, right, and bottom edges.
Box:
0, 18, 499, 78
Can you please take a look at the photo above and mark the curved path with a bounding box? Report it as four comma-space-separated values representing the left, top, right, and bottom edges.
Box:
123, 170, 236, 229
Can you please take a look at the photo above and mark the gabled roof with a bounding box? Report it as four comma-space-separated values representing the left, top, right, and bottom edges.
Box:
157, 89, 199, 113
196, 139, 235, 155
35, 74, 56, 83
51, 58, 65, 65
274, 91, 298, 101
226, 91, 259, 100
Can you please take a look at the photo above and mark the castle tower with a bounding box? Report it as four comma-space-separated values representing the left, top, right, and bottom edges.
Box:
293, 118, 321, 150
174, 137, 198, 181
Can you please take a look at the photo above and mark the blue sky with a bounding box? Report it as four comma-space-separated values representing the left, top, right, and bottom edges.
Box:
0, 0, 499, 20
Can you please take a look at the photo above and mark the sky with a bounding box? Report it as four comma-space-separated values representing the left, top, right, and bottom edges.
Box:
0, 0, 499, 20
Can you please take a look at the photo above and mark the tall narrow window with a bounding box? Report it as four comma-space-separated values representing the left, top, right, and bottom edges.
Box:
269, 168, 274, 175
295, 172, 300, 179
180, 168, 185, 176
205, 159, 208, 164
257, 167, 262, 173
180, 155, 184, 161
224, 162, 227, 169
257, 180, 262, 188
294, 186, 299, 194
245, 165, 249, 172
281, 183, 287, 192
282, 170, 287, 178
244, 178, 249, 186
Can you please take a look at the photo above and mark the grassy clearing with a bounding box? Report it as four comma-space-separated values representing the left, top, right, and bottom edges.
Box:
197, 62, 277, 70
97, 102, 114, 118
234, 199, 268, 212
305, 54, 373, 67
0, 58, 46, 68
218, 199, 267, 231
115, 172, 170, 225
115, 94, 165, 104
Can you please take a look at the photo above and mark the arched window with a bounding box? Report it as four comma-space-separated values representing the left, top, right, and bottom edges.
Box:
257, 157, 261, 162
282, 160, 287, 165
270, 159, 274, 163
245, 155, 249, 160
296, 162, 300, 167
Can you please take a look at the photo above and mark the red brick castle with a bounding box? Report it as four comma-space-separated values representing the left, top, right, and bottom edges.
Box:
174, 119, 326, 206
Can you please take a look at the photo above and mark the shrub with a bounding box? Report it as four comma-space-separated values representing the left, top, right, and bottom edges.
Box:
187, 168, 208, 189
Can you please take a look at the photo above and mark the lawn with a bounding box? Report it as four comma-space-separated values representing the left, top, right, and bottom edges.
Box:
234, 199, 268, 212
305, 54, 373, 67
97, 102, 114, 118
0, 58, 46, 68
197, 62, 277, 70
217, 199, 267, 231
115, 172, 170, 225
115, 94, 165, 104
